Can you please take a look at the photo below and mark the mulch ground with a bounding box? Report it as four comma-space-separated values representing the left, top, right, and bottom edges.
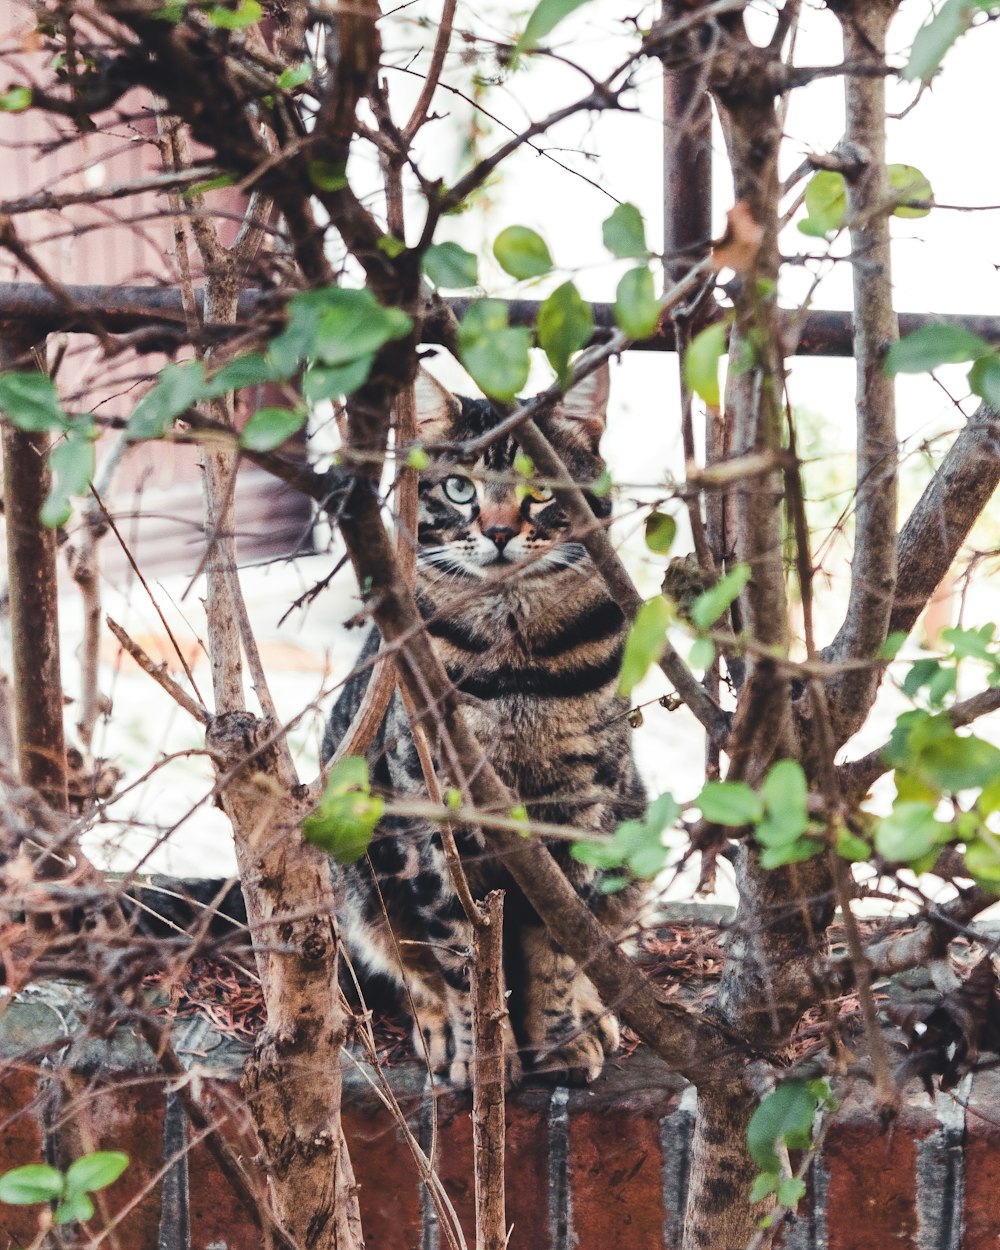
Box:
138, 919, 891, 1068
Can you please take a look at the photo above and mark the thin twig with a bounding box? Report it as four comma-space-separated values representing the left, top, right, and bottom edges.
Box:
471, 889, 507, 1250
0, 166, 220, 216
105, 617, 210, 725
402, 0, 458, 143
92, 489, 207, 706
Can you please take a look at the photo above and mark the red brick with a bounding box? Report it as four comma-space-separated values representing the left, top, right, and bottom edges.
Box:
823, 1099, 936, 1250
504, 1088, 551, 1250
961, 1068, 1000, 1250
566, 1054, 684, 1250
428, 1090, 477, 1248
0, 1061, 46, 1247
186, 1079, 265, 1248
413, 1084, 553, 1250
54, 1069, 167, 1250
344, 1098, 424, 1250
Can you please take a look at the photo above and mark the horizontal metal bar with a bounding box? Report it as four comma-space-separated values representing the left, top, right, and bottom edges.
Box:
0, 281, 997, 359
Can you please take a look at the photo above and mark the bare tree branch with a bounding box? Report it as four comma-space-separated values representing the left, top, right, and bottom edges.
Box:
821, 0, 903, 745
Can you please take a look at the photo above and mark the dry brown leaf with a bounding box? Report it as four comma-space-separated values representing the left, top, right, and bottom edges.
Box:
711, 201, 764, 274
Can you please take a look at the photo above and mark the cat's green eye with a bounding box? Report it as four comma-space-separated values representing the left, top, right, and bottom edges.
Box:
443, 475, 477, 505
526, 484, 554, 503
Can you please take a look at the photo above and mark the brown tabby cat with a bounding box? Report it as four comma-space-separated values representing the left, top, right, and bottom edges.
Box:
324, 364, 646, 1085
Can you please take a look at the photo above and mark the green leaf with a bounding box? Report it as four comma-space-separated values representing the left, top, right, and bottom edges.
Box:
762, 760, 808, 818
884, 324, 993, 376
698, 781, 763, 827
901, 657, 944, 700
127, 361, 206, 440
307, 160, 348, 191
456, 300, 532, 403
690, 563, 751, 631
874, 801, 942, 863
537, 281, 593, 385
325, 755, 370, 795
618, 595, 672, 698
0, 1163, 65, 1204
180, 174, 236, 199
406, 446, 430, 471
516, 0, 593, 53
835, 827, 871, 862
903, 0, 972, 81
880, 630, 908, 660
302, 356, 374, 403
312, 293, 411, 366
571, 792, 678, 879
684, 322, 727, 407
493, 226, 553, 280
377, 234, 406, 259
777, 1177, 807, 1209
0, 372, 67, 433
208, 0, 261, 27
919, 731, 1000, 792
927, 664, 957, 707
747, 1081, 821, 1172
977, 776, 1000, 816
965, 837, 1000, 886
240, 407, 307, 453
64, 1152, 129, 1197
754, 814, 809, 849
276, 61, 313, 90
54, 1192, 94, 1225
968, 353, 1000, 407
942, 623, 997, 662
270, 287, 411, 375
0, 86, 31, 112
423, 242, 479, 289
614, 266, 661, 340
799, 170, 846, 237
888, 164, 933, 219
644, 511, 677, 555
303, 756, 384, 863
749, 1173, 779, 1205
41, 432, 95, 528
571, 837, 628, 870
797, 218, 831, 240
204, 352, 288, 397
759, 838, 821, 870
688, 637, 715, 671
509, 804, 531, 836
601, 203, 649, 259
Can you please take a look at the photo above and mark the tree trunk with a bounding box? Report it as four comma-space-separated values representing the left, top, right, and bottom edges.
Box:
683, 1079, 766, 1250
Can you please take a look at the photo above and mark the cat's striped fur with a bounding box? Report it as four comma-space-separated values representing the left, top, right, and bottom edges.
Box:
325, 365, 645, 1085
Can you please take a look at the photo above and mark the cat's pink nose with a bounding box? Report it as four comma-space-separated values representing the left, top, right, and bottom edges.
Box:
483, 525, 516, 551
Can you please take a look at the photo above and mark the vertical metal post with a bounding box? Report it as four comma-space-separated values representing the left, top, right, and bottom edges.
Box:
662, 62, 713, 281
1, 326, 67, 812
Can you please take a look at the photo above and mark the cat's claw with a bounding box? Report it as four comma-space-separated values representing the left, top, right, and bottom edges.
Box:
533, 1032, 607, 1086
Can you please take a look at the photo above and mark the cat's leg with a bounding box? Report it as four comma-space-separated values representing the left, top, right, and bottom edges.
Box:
517, 924, 618, 1086
411, 847, 527, 1087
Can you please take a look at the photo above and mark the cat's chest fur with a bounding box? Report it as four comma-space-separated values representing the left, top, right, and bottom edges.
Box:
417, 571, 629, 795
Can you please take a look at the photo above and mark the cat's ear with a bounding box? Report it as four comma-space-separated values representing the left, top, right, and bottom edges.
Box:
548, 362, 610, 452
411, 368, 460, 442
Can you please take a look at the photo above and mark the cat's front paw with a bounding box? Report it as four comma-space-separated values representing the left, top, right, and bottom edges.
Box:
532, 1011, 620, 1086
533, 1031, 607, 1086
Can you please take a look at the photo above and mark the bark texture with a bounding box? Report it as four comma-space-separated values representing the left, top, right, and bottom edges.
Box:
0, 328, 66, 813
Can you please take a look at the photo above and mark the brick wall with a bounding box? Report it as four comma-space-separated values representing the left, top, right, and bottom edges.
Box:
0, 982, 991, 1249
